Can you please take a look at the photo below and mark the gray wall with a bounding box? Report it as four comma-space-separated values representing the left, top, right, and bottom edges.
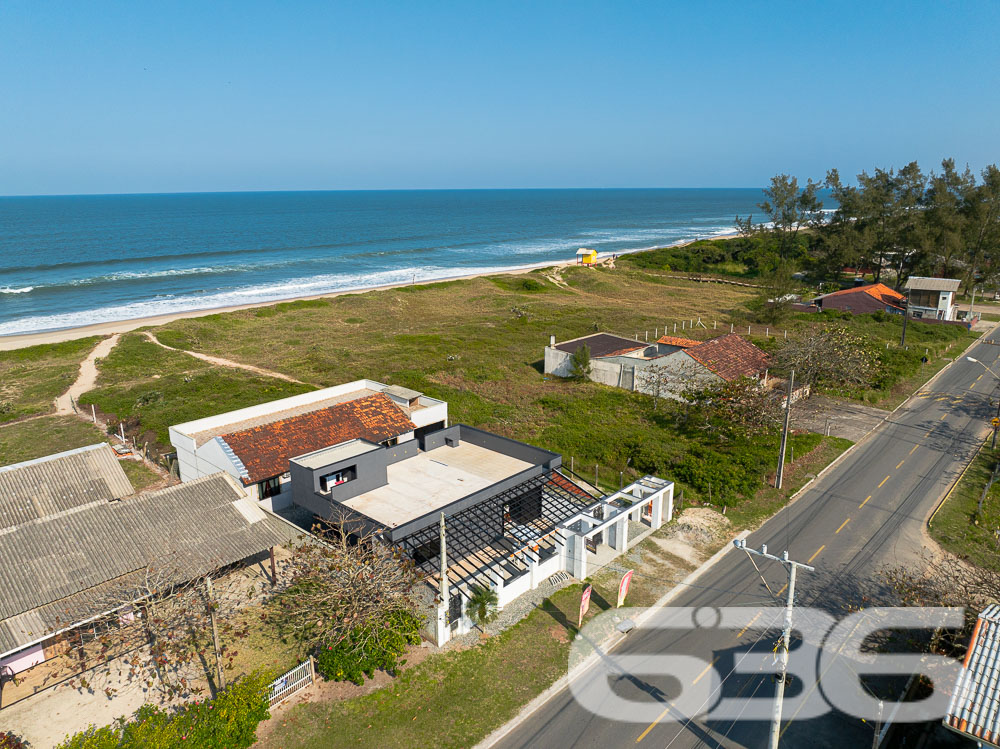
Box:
290, 445, 392, 517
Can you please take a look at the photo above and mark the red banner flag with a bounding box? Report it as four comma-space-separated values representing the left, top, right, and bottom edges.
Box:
579, 584, 593, 627
617, 569, 634, 608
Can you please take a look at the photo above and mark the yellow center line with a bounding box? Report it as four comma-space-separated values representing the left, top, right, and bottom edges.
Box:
859, 495, 872, 508
925, 429, 934, 437
895, 459, 905, 469
636, 703, 674, 743
807, 545, 825, 564
692, 657, 719, 685
736, 612, 763, 638
776, 582, 788, 597
909, 444, 919, 455
878, 475, 890, 488
835, 517, 850, 534
978, 374, 984, 381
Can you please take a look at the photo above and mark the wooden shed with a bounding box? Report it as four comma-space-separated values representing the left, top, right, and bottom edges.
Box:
576, 248, 598, 265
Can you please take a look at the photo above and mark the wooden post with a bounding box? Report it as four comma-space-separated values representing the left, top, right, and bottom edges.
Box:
91, 404, 97, 423
595, 464, 599, 491
269, 547, 277, 586
205, 576, 226, 690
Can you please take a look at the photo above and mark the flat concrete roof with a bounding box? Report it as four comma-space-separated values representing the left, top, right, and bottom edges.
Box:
291, 439, 381, 469
342, 442, 532, 528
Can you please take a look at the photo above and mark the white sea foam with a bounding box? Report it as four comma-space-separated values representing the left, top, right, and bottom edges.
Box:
0, 261, 546, 336
0, 286, 34, 294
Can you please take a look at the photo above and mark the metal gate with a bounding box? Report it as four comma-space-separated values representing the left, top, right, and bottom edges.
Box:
267, 658, 315, 707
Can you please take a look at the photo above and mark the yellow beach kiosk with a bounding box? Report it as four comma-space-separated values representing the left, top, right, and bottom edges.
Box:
576, 248, 598, 265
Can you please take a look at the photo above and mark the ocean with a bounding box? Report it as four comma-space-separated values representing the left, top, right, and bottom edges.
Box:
0, 189, 767, 336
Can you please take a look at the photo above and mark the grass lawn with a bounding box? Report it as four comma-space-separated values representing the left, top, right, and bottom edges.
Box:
928, 440, 1000, 569
0, 336, 100, 423
119, 457, 165, 493
0, 415, 108, 465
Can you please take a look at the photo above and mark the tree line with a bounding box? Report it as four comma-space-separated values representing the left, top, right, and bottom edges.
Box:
741, 158, 1000, 291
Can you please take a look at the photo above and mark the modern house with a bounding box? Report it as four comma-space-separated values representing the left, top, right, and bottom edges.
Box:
904, 276, 961, 321
544, 331, 770, 400
169, 380, 448, 510
810, 283, 906, 315
0, 444, 298, 683
576, 247, 598, 265
170, 382, 674, 645
945, 603, 1000, 745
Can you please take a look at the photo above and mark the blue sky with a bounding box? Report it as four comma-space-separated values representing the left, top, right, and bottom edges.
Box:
2, 1, 998, 195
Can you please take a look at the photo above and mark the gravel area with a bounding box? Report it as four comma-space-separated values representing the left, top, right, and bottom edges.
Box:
447, 572, 576, 647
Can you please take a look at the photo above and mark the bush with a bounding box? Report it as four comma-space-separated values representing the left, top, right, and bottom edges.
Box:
57, 670, 273, 749
314, 610, 422, 686
0, 732, 25, 749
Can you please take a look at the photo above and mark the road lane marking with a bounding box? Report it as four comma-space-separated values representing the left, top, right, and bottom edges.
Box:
859, 495, 872, 508
776, 583, 788, 596
941, 413, 948, 420
909, 444, 919, 455
736, 612, 763, 638
836, 518, 850, 534
692, 657, 719, 685
978, 374, 984, 382
636, 702, 674, 743
925, 429, 933, 437
878, 475, 890, 488
807, 545, 825, 564
895, 459, 905, 469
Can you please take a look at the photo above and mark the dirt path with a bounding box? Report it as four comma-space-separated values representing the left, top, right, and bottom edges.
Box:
142, 331, 308, 385
54, 334, 121, 415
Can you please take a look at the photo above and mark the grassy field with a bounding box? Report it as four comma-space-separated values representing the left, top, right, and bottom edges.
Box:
0, 415, 108, 464
929, 440, 1000, 569
0, 336, 100, 423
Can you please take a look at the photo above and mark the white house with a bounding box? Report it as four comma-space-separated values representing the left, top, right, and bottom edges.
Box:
904, 277, 961, 321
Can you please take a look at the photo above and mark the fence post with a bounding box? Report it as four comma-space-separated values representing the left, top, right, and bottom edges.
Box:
784, 330, 787, 339
92, 404, 97, 423
730, 323, 734, 333
309, 654, 316, 685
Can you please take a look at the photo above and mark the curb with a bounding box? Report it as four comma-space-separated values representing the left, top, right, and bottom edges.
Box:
474, 530, 751, 749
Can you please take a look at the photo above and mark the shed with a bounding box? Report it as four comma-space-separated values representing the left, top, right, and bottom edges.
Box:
576, 248, 598, 265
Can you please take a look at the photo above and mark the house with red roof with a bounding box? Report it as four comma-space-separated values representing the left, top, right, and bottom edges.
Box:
170, 379, 675, 645
811, 283, 906, 315
544, 331, 770, 400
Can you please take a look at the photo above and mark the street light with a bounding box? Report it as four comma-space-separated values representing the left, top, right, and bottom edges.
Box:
967, 357, 1000, 448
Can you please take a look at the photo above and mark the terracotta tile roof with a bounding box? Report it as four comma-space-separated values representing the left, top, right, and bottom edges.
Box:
656, 335, 701, 348
220, 393, 416, 484
686, 334, 770, 382
821, 283, 906, 308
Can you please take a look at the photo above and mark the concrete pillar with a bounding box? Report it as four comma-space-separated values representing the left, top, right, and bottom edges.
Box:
572, 535, 588, 579
527, 549, 539, 590
550, 334, 556, 346
436, 603, 449, 646
614, 516, 629, 553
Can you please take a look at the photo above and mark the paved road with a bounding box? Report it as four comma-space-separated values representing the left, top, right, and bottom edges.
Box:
496, 332, 1000, 749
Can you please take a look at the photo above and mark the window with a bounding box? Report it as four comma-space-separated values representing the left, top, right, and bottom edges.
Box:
381, 436, 399, 447
320, 466, 356, 492
259, 476, 282, 499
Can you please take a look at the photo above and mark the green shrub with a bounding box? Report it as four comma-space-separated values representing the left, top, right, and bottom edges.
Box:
56, 670, 272, 749
0, 731, 25, 749
314, 610, 422, 686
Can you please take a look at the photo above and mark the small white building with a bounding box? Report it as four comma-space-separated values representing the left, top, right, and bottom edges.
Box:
169, 380, 448, 510
904, 277, 961, 321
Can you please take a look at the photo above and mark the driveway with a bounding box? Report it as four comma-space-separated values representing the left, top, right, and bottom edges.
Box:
791, 395, 890, 443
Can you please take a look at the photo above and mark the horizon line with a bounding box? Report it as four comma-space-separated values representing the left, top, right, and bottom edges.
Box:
0, 186, 769, 199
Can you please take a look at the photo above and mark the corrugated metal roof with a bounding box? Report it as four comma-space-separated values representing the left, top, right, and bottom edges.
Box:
0, 473, 301, 657
0, 443, 134, 528
905, 277, 962, 292
946, 604, 1000, 744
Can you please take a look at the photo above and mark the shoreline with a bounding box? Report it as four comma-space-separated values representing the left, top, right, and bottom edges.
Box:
0, 232, 736, 351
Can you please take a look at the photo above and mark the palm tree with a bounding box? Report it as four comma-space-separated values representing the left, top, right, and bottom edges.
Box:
465, 584, 499, 628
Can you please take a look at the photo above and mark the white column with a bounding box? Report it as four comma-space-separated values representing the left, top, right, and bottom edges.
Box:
615, 516, 629, 552
527, 549, 539, 590
573, 535, 588, 579
436, 603, 449, 646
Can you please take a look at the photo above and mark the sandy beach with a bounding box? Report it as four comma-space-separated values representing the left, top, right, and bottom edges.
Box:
0, 234, 736, 352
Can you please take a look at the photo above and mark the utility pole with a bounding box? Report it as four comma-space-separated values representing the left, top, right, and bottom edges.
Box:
775, 370, 794, 489
970, 285, 978, 320
733, 539, 814, 749
900, 296, 910, 347
439, 512, 449, 627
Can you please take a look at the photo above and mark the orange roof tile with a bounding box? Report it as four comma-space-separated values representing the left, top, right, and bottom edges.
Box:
821, 283, 906, 308
686, 334, 770, 382
656, 335, 701, 348
220, 393, 416, 484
